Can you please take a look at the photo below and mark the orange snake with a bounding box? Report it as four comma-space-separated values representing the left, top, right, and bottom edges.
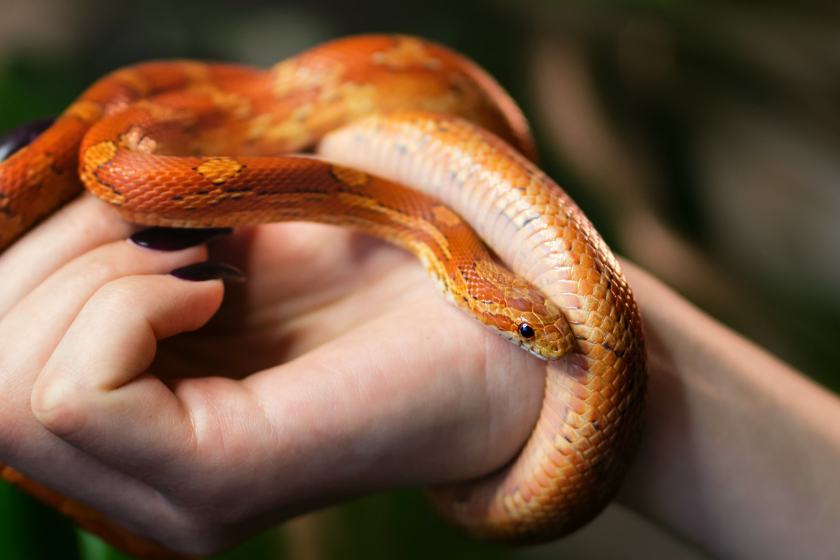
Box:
0, 35, 646, 558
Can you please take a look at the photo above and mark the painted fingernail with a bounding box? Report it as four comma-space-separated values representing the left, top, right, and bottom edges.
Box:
130, 227, 233, 251
0, 117, 56, 162
169, 262, 246, 283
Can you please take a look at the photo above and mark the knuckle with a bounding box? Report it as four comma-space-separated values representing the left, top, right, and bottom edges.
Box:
70, 242, 132, 278
90, 276, 158, 326
94, 278, 143, 311
30, 363, 88, 438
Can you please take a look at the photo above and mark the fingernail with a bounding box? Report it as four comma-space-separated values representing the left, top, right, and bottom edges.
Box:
0, 117, 56, 162
169, 262, 245, 283
130, 227, 233, 251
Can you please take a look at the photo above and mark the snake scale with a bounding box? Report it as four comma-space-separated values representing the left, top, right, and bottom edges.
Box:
0, 35, 646, 559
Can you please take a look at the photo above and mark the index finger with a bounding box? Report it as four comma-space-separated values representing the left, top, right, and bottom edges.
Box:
0, 193, 136, 316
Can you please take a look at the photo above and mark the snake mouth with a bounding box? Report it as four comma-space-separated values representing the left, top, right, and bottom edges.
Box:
516, 338, 562, 361
483, 321, 569, 361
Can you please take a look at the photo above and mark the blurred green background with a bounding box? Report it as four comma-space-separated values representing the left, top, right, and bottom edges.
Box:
0, 0, 838, 558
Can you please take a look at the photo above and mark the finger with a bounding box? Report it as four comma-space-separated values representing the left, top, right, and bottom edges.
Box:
31, 272, 226, 475
0, 239, 208, 488
0, 194, 137, 316
0, 239, 207, 409
0, 239, 227, 553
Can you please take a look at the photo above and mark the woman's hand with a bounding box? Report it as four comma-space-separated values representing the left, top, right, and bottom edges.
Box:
0, 193, 546, 555
9, 189, 839, 560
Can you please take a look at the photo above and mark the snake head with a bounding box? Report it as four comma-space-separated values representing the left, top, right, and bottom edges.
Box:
508, 313, 576, 361
499, 292, 576, 361
466, 261, 576, 361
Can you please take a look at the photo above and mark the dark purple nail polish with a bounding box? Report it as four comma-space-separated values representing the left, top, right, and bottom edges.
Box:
130, 227, 233, 251
169, 262, 245, 283
0, 117, 56, 162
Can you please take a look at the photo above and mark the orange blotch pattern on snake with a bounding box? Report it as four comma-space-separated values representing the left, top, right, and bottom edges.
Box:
195, 157, 245, 185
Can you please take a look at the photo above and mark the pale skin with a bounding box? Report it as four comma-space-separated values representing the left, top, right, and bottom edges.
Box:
0, 194, 838, 559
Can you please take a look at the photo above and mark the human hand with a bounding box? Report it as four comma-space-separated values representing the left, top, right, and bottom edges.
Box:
0, 193, 547, 555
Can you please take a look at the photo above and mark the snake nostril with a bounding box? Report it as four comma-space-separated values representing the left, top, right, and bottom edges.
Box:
518, 323, 535, 340
0, 117, 56, 162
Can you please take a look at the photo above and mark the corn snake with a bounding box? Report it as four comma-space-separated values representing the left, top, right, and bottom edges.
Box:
0, 34, 646, 558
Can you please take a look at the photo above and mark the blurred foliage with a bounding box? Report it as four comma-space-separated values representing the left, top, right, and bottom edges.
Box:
0, 481, 80, 559
529, 0, 840, 391
0, 484, 514, 559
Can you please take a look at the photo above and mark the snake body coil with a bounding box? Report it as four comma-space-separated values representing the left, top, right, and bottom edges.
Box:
0, 35, 646, 558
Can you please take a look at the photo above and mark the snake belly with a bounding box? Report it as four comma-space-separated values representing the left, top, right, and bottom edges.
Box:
320, 112, 647, 542
0, 34, 646, 556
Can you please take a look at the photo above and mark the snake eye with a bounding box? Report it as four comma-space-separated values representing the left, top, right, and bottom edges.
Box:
518, 323, 535, 340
